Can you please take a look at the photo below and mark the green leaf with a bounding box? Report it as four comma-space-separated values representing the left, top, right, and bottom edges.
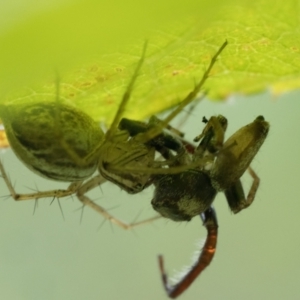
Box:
0, 0, 299, 124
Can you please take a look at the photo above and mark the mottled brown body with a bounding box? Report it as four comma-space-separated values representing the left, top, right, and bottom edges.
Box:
140, 114, 269, 298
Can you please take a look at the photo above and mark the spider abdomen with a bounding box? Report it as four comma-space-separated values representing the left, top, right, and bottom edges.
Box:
0, 102, 104, 181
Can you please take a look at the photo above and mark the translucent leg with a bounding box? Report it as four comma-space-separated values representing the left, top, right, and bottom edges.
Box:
0, 159, 161, 229
139, 40, 228, 144
76, 174, 161, 230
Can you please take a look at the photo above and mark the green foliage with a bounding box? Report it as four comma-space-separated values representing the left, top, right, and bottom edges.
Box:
0, 0, 299, 123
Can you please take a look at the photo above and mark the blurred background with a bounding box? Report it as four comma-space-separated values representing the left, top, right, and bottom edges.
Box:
0, 91, 299, 300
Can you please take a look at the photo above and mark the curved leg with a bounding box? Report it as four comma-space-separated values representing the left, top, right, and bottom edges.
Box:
1, 159, 161, 228
158, 207, 218, 298
76, 174, 161, 230
53, 42, 148, 168
137, 41, 228, 144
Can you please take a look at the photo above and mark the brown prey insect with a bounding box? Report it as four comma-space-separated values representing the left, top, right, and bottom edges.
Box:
120, 113, 269, 298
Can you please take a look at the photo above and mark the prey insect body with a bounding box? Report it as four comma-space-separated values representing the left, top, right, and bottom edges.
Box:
122, 113, 269, 298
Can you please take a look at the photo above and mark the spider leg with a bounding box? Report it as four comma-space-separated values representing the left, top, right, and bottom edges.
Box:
76, 174, 161, 230
115, 114, 228, 176
0, 160, 82, 200
53, 42, 148, 169
224, 166, 260, 214
158, 207, 218, 298
137, 40, 228, 144
113, 42, 228, 179
105, 41, 148, 140
0, 156, 160, 228
175, 93, 207, 132
119, 116, 196, 172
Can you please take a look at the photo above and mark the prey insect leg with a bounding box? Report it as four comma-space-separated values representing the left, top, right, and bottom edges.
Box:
224, 166, 260, 214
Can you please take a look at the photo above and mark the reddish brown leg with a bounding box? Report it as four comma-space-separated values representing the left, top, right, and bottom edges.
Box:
158, 207, 218, 298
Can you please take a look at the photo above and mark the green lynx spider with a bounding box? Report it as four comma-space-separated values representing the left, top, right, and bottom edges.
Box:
0, 41, 228, 229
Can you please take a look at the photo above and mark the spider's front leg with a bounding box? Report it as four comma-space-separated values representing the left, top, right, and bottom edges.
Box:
158, 207, 218, 299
